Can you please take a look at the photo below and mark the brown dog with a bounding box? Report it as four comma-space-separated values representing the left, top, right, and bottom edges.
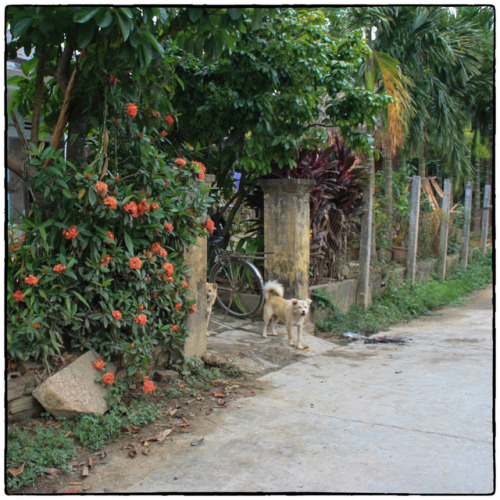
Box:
262, 280, 312, 349
206, 282, 218, 335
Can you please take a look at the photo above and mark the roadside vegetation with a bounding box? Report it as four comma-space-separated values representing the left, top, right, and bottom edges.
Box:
313, 249, 493, 335
6, 359, 242, 492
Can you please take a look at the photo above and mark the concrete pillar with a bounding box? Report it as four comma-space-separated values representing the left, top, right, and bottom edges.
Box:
406, 176, 421, 284
259, 178, 315, 299
183, 174, 216, 357
460, 181, 473, 268
437, 179, 452, 280
480, 184, 491, 255
357, 157, 374, 308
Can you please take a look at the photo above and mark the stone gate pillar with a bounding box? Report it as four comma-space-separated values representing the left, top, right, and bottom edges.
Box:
183, 174, 216, 357
259, 179, 315, 300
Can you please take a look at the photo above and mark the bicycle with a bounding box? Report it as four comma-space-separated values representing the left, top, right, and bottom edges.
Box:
207, 234, 265, 318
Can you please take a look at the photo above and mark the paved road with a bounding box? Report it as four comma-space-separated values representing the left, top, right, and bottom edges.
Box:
98, 286, 495, 494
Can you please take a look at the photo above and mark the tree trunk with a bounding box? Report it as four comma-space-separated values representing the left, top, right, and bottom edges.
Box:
418, 139, 426, 178
472, 128, 481, 233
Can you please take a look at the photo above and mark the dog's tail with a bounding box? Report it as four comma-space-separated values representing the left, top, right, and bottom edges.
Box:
263, 280, 284, 300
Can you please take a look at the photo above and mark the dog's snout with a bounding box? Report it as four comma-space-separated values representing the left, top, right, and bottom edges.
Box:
301, 310, 307, 316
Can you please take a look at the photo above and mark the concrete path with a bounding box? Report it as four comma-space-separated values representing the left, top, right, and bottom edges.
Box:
124, 286, 494, 494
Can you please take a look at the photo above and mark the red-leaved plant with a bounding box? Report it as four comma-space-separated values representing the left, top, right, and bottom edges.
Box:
272, 135, 367, 282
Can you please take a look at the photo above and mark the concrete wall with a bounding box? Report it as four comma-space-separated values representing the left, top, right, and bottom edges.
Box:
311, 254, 462, 314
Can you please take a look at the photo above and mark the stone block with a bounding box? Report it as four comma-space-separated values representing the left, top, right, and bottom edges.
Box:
32, 350, 113, 418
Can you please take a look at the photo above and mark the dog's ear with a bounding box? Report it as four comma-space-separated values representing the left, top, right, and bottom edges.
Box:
291, 299, 298, 305
307, 299, 312, 305
213, 283, 218, 290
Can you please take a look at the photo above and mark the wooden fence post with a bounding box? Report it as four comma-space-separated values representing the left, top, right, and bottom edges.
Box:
460, 181, 473, 268
480, 184, 491, 254
437, 179, 452, 280
406, 176, 421, 284
356, 156, 374, 308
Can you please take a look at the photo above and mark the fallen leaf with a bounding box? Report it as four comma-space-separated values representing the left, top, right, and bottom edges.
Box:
142, 448, 150, 456
169, 409, 178, 417
68, 482, 83, 486
8, 463, 25, 476
214, 392, 225, 398
88, 455, 96, 469
191, 438, 204, 447
157, 428, 174, 442
45, 467, 61, 477
81, 466, 89, 477
128, 449, 138, 458
64, 488, 80, 494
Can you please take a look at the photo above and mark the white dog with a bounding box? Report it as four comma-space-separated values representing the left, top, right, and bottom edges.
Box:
262, 280, 312, 350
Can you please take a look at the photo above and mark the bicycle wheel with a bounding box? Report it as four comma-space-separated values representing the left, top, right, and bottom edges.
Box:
209, 257, 265, 318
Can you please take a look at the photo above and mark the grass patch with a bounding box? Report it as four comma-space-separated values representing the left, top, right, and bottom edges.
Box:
7, 425, 77, 491
313, 249, 492, 335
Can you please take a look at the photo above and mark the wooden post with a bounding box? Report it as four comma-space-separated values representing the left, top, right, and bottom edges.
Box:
406, 176, 421, 284
460, 181, 473, 268
437, 179, 452, 280
480, 184, 491, 254
357, 156, 374, 308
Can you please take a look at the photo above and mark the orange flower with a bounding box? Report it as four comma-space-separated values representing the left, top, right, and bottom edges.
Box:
175, 158, 187, 166
101, 254, 112, 266
165, 114, 175, 126
104, 196, 117, 209
112, 310, 122, 320
164, 222, 173, 232
129, 257, 142, 269
198, 172, 205, 181
125, 102, 138, 118
151, 202, 160, 210
135, 313, 147, 325
170, 325, 179, 332
62, 225, 79, 239
181, 279, 188, 289
13, 290, 23, 301
32, 323, 41, 328
138, 304, 145, 310
160, 130, 168, 137
124, 201, 139, 217
142, 379, 157, 393
174, 302, 182, 311
25, 274, 39, 285
205, 218, 215, 233
162, 262, 175, 277
102, 372, 114, 385
95, 181, 108, 195
53, 264, 66, 273
94, 358, 106, 370
110, 74, 118, 85
189, 304, 197, 314
105, 231, 115, 244
138, 199, 150, 215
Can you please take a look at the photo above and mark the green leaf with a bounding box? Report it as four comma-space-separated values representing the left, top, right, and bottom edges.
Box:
73, 7, 101, 24
72, 291, 90, 308
95, 9, 113, 28
88, 187, 96, 206
116, 12, 131, 41
228, 8, 242, 21
123, 231, 134, 255
10, 15, 33, 37
188, 8, 204, 23
77, 22, 96, 48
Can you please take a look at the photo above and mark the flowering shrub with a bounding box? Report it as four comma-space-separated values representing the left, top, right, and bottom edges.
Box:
7, 96, 213, 375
